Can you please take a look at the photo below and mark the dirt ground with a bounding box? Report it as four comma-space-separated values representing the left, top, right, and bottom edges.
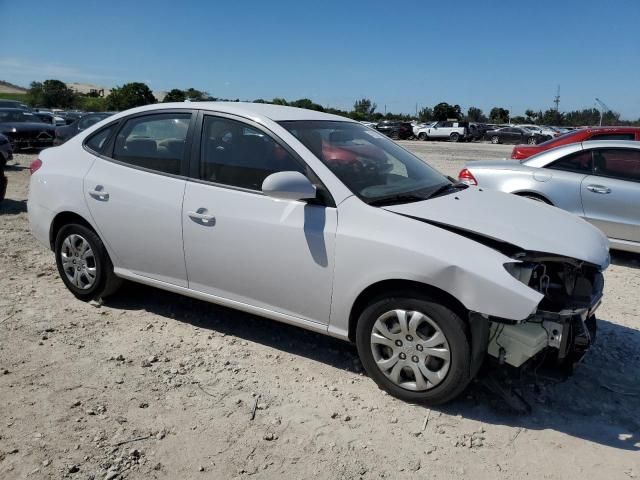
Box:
1, 142, 639, 480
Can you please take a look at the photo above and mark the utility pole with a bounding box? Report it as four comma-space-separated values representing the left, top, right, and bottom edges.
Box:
553, 85, 560, 111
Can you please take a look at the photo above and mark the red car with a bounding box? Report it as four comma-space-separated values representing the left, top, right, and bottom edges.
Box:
510, 126, 640, 160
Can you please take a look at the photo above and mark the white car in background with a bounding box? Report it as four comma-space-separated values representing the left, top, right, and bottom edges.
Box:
28, 102, 609, 405
520, 124, 559, 138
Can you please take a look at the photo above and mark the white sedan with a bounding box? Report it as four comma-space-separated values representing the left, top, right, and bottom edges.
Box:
28, 102, 609, 405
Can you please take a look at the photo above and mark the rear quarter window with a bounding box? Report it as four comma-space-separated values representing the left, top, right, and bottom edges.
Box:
84, 125, 117, 154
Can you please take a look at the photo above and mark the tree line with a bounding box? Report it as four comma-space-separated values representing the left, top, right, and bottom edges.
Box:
22, 79, 640, 127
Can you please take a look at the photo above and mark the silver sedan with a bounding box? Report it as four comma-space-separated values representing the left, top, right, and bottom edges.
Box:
459, 140, 640, 253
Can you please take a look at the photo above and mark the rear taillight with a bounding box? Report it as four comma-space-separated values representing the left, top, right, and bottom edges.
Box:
458, 168, 477, 186
30, 158, 42, 174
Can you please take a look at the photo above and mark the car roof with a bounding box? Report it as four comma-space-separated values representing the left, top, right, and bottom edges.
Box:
113, 102, 356, 123
524, 140, 640, 167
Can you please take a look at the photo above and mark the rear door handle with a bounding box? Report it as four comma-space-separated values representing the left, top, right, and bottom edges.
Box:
187, 208, 216, 225
586, 184, 611, 194
88, 185, 109, 201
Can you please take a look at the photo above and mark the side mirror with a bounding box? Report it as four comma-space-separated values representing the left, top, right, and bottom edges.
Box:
262, 171, 317, 201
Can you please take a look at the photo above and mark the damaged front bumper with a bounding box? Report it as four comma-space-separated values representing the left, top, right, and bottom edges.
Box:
483, 254, 605, 370
486, 300, 600, 369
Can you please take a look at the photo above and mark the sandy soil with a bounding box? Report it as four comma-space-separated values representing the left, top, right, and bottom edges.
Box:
1, 143, 639, 480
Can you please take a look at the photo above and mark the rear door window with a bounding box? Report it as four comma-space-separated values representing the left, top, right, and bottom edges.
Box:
85, 125, 117, 154
548, 150, 593, 173
112, 113, 191, 175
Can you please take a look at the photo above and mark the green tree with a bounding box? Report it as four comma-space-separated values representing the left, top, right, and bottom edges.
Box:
28, 79, 76, 108
107, 82, 156, 111
353, 98, 377, 120
489, 107, 510, 123
539, 109, 565, 126
163, 89, 187, 102
433, 102, 462, 121
271, 97, 288, 106
510, 116, 526, 124
466, 106, 487, 122
184, 88, 212, 101
75, 95, 108, 112
524, 109, 538, 123
289, 98, 325, 111
417, 107, 433, 122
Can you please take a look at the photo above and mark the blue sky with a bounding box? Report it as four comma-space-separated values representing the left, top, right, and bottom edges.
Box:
1, 0, 639, 119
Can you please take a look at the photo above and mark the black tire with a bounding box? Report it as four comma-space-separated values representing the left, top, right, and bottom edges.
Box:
450, 132, 460, 142
527, 136, 537, 145
355, 294, 471, 405
391, 130, 400, 140
54, 223, 122, 301
491, 135, 500, 144
418, 132, 427, 141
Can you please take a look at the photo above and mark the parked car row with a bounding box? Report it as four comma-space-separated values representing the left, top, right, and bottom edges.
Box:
0, 133, 12, 203
0, 105, 113, 151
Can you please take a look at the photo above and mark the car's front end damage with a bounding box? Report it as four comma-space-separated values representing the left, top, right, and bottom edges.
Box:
485, 253, 606, 370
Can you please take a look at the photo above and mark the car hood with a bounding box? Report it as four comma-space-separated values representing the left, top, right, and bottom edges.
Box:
382, 187, 610, 267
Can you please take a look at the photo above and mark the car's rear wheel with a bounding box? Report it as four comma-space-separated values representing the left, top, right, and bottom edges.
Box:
527, 136, 537, 145
391, 130, 400, 140
418, 132, 427, 141
517, 193, 551, 204
450, 132, 460, 142
491, 135, 500, 144
54, 223, 122, 301
356, 295, 471, 405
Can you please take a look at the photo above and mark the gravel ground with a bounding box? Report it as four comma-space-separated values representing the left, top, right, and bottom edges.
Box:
1, 144, 639, 480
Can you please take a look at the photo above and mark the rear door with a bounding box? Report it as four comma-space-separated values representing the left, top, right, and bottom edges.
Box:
83, 110, 195, 286
581, 148, 640, 242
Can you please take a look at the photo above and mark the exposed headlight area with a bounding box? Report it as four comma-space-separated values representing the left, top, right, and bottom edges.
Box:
492, 255, 605, 369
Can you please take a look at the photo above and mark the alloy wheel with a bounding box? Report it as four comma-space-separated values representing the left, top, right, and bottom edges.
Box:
370, 309, 451, 391
60, 234, 97, 290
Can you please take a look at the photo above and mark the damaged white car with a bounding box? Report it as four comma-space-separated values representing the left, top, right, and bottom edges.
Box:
27, 103, 609, 405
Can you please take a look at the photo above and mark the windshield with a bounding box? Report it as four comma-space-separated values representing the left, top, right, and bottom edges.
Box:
0, 110, 42, 123
278, 120, 451, 203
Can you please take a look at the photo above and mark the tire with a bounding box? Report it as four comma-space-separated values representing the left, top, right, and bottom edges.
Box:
450, 132, 460, 142
527, 136, 537, 145
491, 135, 500, 144
355, 294, 471, 405
418, 132, 427, 141
54, 223, 122, 301
391, 130, 400, 140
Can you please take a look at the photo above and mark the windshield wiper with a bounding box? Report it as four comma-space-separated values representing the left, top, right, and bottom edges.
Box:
367, 193, 428, 207
425, 182, 468, 200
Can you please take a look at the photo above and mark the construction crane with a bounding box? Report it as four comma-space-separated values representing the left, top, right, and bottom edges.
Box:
595, 98, 610, 126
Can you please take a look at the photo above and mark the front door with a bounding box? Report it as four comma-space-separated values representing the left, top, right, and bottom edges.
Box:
581, 148, 640, 243
84, 111, 194, 286
182, 114, 337, 324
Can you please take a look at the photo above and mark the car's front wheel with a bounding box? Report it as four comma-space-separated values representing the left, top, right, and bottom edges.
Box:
418, 132, 427, 141
356, 295, 471, 405
491, 135, 500, 144
527, 136, 537, 145
54, 223, 122, 301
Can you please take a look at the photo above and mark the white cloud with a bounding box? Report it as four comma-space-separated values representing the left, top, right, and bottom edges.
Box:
0, 57, 118, 84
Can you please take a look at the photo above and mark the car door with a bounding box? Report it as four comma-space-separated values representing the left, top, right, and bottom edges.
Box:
581, 148, 640, 242
83, 110, 195, 287
182, 113, 337, 324
543, 149, 593, 216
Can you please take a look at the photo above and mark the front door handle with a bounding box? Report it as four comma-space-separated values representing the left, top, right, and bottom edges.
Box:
586, 184, 611, 194
88, 185, 109, 201
187, 208, 216, 225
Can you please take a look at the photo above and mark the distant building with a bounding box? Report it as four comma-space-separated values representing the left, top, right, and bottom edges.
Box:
66, 82, 112, 97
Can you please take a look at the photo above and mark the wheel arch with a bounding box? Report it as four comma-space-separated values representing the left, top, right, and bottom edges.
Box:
347, 279, 469, 342
512, 190, 554, 205
49, 211, 97, 250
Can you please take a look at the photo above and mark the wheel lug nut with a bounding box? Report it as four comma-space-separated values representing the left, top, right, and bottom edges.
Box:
395, 340, 403, 347
399, 353, 406, 360
412, 356, 419, 363
406, 335, 413, 342
416, 345, 423, 351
